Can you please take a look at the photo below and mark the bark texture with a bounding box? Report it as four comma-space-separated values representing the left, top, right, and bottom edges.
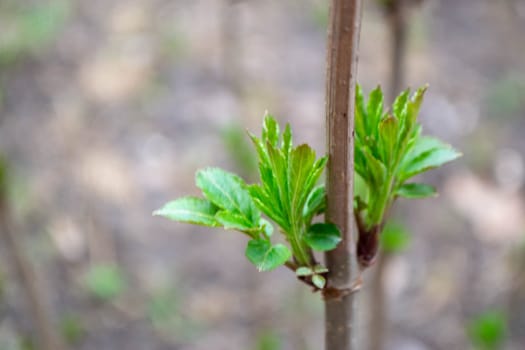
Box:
324, 0, 363, 349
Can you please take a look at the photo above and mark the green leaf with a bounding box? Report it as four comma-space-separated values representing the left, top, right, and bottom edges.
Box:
267, 143, 290, 216
249, 185, 288, 230
361, 147, 387, 188
215, 210, 256, 232
396, 183, 437, 199
303, 156, 328, 199
392, 88, 410, 120
282, 123, 293, 156
304, 223, 342, 251
408, 85, 428, 120
400, 138, 462, 181
313, 265, 329, 274
295, 267, 314, 276
366, 85, 384, 136
312, 275, 326, 289
303, 184, 326, 219
259, 218, 274, 237
262, 113, 280, 147
196, 167, 260, 225
380, 223, 411, 253
378, 115, 399, 167
467, 311, 507, 350
245, 239, 291, 271
289, 144, 316, 216
153, 197, 219, 227
355, 84, 367, 142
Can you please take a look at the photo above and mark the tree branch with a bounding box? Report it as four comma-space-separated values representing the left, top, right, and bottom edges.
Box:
324, 0, 363, 349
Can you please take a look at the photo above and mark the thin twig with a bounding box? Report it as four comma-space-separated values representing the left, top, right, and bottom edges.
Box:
386, 0, 408, 103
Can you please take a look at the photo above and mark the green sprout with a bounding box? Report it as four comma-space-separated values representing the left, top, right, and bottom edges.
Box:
155, 114, 336, 289
354, 85, 461, 267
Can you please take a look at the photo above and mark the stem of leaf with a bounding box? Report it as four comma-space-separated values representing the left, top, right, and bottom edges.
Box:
289, 225, 312, 267
369, 176, 394, 229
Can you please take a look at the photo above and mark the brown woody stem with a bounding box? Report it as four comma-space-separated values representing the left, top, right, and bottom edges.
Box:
324, 0, 363, 349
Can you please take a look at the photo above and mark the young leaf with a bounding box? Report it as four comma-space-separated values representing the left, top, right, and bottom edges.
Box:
153, 197, 219, 227
295, 267, 314, 277
303, 156, 328, 201
262, 113, 280, 147
304, 223, 342, 251
312, 275, 326, 289
196, 167, 260, 225
245, 239, 292, 271
355, 84, 367, 142
303, 184, 326, 219
249, 185, 289, 231
392, 88, 410, 121
313, 265, 329, 274
266, 143, 290, 216
282, 123, 293, 156
396, 183, 437, 199
215, 210, 257, 232
366, 86, 384, 136
289, 144, 317, 216
362, 147, 387, 189
378, 115, 399, 167
259, 218, 274, 238
399, 137, 462, 181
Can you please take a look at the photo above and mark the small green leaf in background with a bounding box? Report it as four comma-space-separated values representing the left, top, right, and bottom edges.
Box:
312, 275, 326, 289
60, 314, 85, 345
467, 311, 507, 350
255, 329, 283, 350
84, 264, 126, 301
245, 239, 291, 271
148, 288, 180, 330
380, 223, 411, 254
0, 1, 70, 65
396, 183, 437, 199
304, 223, 342, 251
153, 197, 219, 227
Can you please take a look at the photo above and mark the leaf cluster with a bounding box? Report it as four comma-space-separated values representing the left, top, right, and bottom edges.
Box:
355, 85, 461, 229
154, 114, 340, 289
354, 85, 461, 266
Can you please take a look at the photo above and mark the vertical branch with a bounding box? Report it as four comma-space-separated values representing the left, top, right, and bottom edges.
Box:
387, 0, 408, 102
324, 0, 363, 349
0, 170, 65, 350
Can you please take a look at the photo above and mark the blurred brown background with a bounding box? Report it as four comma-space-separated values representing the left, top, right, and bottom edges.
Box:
0, 0, 524, 349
